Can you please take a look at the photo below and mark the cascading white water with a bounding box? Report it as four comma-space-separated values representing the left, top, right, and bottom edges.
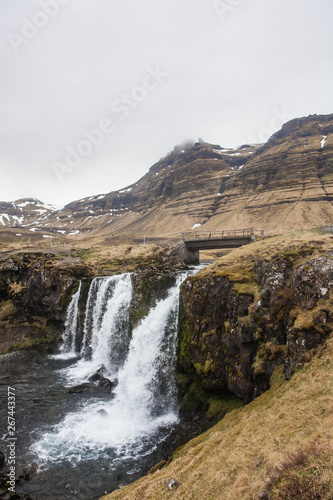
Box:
65, 273, 133, 383
33, 272, 189, 466
80, 277, 100, 356
112, 274, 183, 421
89, 274, 132, 371
59, 281, 82, 355
81, 277, 116, 356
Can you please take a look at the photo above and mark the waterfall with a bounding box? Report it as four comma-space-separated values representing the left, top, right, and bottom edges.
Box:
81, 276, 118, 356
59, 281, 82, 355
112, 274, 184, 421
84, 274, 133, 371
33, 271, 190, 466
64, 273, 132, 383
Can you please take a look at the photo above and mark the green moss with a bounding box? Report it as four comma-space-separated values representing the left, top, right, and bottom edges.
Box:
11, 336, 55, 351
0, 300, 16, 321
148, 460, 167, 475
234, 281, 262, 301
240, 315, 251, 329
77, 248, 93, 262
206, 396, 244, 420
253, 342, 288, 376
175, 373, 192, 396
194, 355, 216, 376
130, 270, 176, 327
181, 379, 210, 412
178, 296, 191, 365
254, 327, 263, 341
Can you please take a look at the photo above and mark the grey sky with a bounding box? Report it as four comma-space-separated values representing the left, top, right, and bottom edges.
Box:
0, 0, 332, 206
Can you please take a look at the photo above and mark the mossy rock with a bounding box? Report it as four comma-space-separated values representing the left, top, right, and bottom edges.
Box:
206, 396, 244, 420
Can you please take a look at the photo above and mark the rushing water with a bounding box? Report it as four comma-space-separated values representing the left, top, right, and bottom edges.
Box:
0, 271, 197, 499
60, 281, 82, 355
62, 274, 133, 384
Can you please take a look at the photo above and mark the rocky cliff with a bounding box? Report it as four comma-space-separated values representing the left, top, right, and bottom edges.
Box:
178, 231, 333, 406
1, 113, 332, 243
0, 246, 186, 354
0, 251, 92, 353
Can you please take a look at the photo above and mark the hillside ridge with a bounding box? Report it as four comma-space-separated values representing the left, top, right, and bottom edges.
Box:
1, 113, 332, 244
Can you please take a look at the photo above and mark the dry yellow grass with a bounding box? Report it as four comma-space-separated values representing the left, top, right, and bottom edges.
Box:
197, 230, 333, 283
101, 335, 333, 500
79, 244, 160, 264
77, 244, 164, 274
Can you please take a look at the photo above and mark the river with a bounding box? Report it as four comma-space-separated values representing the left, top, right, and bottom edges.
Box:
0, 270, 201, 499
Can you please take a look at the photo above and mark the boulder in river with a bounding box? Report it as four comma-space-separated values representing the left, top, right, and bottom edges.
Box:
98, 375, 115, 391
68, 383, 98, 393
87, 364, 107, 382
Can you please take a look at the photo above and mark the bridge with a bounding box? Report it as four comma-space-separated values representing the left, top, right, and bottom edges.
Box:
169, 229, 264, 264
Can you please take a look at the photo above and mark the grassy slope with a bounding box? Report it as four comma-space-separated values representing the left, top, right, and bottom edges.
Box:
102, 337, 333, 500
77, 244, 166, 274
198, 230, 333, 281
102, 231, 333, 500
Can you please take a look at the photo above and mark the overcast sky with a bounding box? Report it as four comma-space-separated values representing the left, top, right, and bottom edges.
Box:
0, 0, 332, 207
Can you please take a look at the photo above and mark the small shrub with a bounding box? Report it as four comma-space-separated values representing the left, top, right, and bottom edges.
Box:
260, 442, 333, 499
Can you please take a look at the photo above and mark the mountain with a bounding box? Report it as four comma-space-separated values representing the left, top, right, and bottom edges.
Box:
0, 198, 60, 227
1, 113, 332, 244
0, 199, 61, 245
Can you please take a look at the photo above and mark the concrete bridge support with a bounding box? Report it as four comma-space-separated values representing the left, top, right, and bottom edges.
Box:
168, 241, 200, 264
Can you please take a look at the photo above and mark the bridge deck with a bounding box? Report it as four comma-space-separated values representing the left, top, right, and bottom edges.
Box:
182, 229, 263, 241
185, 238, 252, 251
170, 229, 263, 264
182, 229, 254, 241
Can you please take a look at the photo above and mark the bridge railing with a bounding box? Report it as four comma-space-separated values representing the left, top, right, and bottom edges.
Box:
182, 228, 264, 241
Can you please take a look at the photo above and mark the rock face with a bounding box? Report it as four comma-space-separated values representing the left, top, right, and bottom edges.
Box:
178, 237, 333, 403
0, 249, 184, 353
1, 113, 332, 242
211, 114, 333, 233
129, 260, 185, 328
0, 252, 92, 353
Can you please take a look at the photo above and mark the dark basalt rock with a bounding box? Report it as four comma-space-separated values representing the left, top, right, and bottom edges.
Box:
68, 383, 97, 394
86, 365, 117, 391
69, 377, 116, 393
0, 252, 93, 353
98, 375, 115, 391
87, 364, 107, 382
178, 251, 333, 405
